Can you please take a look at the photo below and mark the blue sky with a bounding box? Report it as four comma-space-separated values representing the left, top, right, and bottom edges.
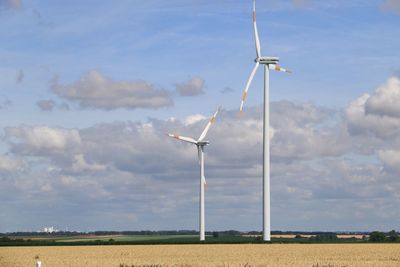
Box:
1, 0, 400, 232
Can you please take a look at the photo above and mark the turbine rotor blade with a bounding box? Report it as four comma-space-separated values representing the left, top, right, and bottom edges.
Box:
253, 0, 261, 58
202, 175, 206, 185
240, 62, 260, 112
269, 64, 291, 73
198, 107, 220, 142
167, 134, 197, 144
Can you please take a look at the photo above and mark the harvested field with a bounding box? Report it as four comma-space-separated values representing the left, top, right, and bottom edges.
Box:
1, 244, 399, 267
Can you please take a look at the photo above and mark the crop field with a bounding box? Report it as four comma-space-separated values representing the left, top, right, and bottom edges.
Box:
1, 244, 399, 267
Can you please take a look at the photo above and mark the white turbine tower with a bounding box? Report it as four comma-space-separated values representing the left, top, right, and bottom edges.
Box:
240, 0, 290, 241
168, 108, 220, 241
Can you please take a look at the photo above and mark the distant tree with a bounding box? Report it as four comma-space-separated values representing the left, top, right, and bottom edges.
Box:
387, 230, 399, 242
223, 230, 241, 236
369, 231, 386, 242
212, 232, 219, 238
310, 233, 338, 242
295, 234, 302, 239
247, 231, 261, 236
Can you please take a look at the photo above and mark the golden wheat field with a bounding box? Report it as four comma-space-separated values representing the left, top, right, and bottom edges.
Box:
1, 244, 399, 267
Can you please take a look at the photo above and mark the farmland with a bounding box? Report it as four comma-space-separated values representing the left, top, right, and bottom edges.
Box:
0, 235, 373, 246
1, 244, 399, 267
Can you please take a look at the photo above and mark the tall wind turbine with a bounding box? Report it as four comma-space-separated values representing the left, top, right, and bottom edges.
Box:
240, 0, 290, 241
168, 108, 219, 241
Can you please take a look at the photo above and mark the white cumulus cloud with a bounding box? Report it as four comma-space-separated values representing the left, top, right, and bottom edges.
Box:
51, 70, 173, 110
0, 155, 26, 173
346, 77, 400, 138
379, 149, 400, 173
365, 77, 400, 117
184, 114, 207, 125
175, 77, 205, 96
5, 126, 82, 155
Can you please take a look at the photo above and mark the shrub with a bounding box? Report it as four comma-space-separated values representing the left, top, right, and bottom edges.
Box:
369, 231, 386, 242
387, 230, 399, 242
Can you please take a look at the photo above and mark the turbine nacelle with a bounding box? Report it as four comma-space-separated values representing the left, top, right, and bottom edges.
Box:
197, 141, 210, 146
256, 57, 279, 65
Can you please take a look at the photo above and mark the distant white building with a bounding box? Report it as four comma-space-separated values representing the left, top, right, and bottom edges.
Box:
43, 226, 58, 233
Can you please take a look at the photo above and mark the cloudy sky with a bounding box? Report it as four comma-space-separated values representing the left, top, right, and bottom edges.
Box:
1, 0, 400, 232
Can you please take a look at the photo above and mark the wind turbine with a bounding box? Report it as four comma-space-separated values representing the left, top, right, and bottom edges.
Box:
240, 0, 290, 241
168, 108, 220, 241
